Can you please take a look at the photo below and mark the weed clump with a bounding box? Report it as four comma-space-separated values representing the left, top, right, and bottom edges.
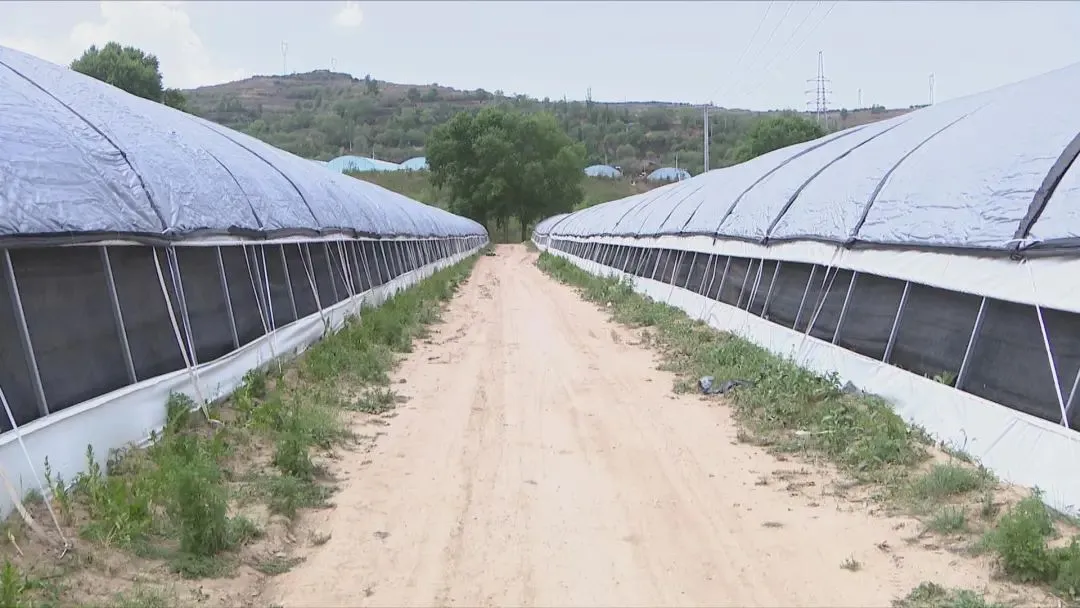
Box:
980, 492, 1080, 597
893, 581, 1005, 608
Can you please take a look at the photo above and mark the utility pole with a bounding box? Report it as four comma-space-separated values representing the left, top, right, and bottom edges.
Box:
703, 104, 710, 173
857, 88, 862, 108
805, 50, 832, 130
281, 41, 289, 75
929, 73, 935, 105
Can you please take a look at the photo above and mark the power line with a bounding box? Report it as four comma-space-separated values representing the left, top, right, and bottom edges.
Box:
704, 1, 776, 103
702, 1, 777, 172
729, 1, 839, 109
712, 1, 820, 105
719, 1, 796, 100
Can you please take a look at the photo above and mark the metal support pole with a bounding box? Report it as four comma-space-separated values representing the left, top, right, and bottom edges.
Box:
736, 259, 754, 308
301, 243, 322, 307
321, 243, 340, 302
682, 252, 698, 289
697, 254, 714, 294
761, 261, 782, 318
409, 240, 420, 270
743, 259, 765, 311
334, 242, 354, 298
649, 249, 663, 281
4, 250, 49, 417
668, 250, 683, 284
793, 265, 818, 331
169, 247, 203, 361
100, 247, 137, 384
883, 280, 911, 364
832, 271, 859, 345
393, 240, 407, 275
245, 245, 270, 329
215, 247, 241, 349
714, 256, 732, 299
1064, 366, 1080, 422
357, 241, 376, 289
1034, 304, 1070, 427
279, 245, 299, 320
378, 242, 393, 282
349, 241, 367, 290
955, 297, 988, 390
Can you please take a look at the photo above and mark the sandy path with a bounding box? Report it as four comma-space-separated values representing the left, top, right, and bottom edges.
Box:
265, 244, 1003, 608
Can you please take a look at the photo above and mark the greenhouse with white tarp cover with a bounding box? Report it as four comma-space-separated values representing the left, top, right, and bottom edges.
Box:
534, 61, 1080, 513
0, 45, 487, 515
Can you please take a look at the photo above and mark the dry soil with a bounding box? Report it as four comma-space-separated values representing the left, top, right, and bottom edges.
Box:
262, 245, 1023, 608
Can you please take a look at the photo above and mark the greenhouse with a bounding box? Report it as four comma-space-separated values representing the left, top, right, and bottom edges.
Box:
584, 164, 623, 179
535, 61, 1080, 513
0, 45, 487, 514
326, 155, 403, 173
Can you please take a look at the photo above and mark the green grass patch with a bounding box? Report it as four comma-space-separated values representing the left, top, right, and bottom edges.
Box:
927, 506, 969, 534
893, 582, 1006, 608
253, 555, 305, 576
350, 387, 400, 415
978, 493, 1080, 598
909, 464, 993, 502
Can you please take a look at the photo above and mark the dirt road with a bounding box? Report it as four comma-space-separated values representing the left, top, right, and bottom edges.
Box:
265, 245, 1003, 607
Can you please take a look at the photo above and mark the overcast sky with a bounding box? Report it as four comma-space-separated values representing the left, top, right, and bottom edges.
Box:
2, 1, 1078, 110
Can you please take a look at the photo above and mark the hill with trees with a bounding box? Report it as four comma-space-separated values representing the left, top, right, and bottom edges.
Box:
183, 70, 913, 176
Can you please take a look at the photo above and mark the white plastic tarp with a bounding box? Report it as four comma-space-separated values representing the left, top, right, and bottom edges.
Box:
540, 61, 1080, 254
0, 45, 487, 241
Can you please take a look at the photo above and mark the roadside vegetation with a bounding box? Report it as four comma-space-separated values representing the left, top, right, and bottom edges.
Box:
536, 251, 1080, 607
0, 255, 478, 608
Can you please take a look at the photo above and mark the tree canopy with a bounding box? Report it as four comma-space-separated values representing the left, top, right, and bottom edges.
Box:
727, 114, 825, 165
427, 107, 585, 241
71, 42, 188, 111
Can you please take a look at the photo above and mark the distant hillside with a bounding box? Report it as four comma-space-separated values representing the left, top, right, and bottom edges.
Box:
185, 71, 913, 176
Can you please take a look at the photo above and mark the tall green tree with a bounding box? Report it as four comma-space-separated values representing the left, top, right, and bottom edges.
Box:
427, 107, 585, 241
71, 42, 188, 111
727, 114, 825, 164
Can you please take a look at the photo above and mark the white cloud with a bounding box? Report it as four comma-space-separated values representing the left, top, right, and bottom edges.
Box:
333, 1, 364, 28
1, 1, 247, 88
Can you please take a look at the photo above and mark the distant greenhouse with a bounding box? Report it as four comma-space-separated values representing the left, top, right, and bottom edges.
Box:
647, 167, 691, 182
584, 164, 622, 179
400, 157, 429, 171
327, 155, 402, 173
